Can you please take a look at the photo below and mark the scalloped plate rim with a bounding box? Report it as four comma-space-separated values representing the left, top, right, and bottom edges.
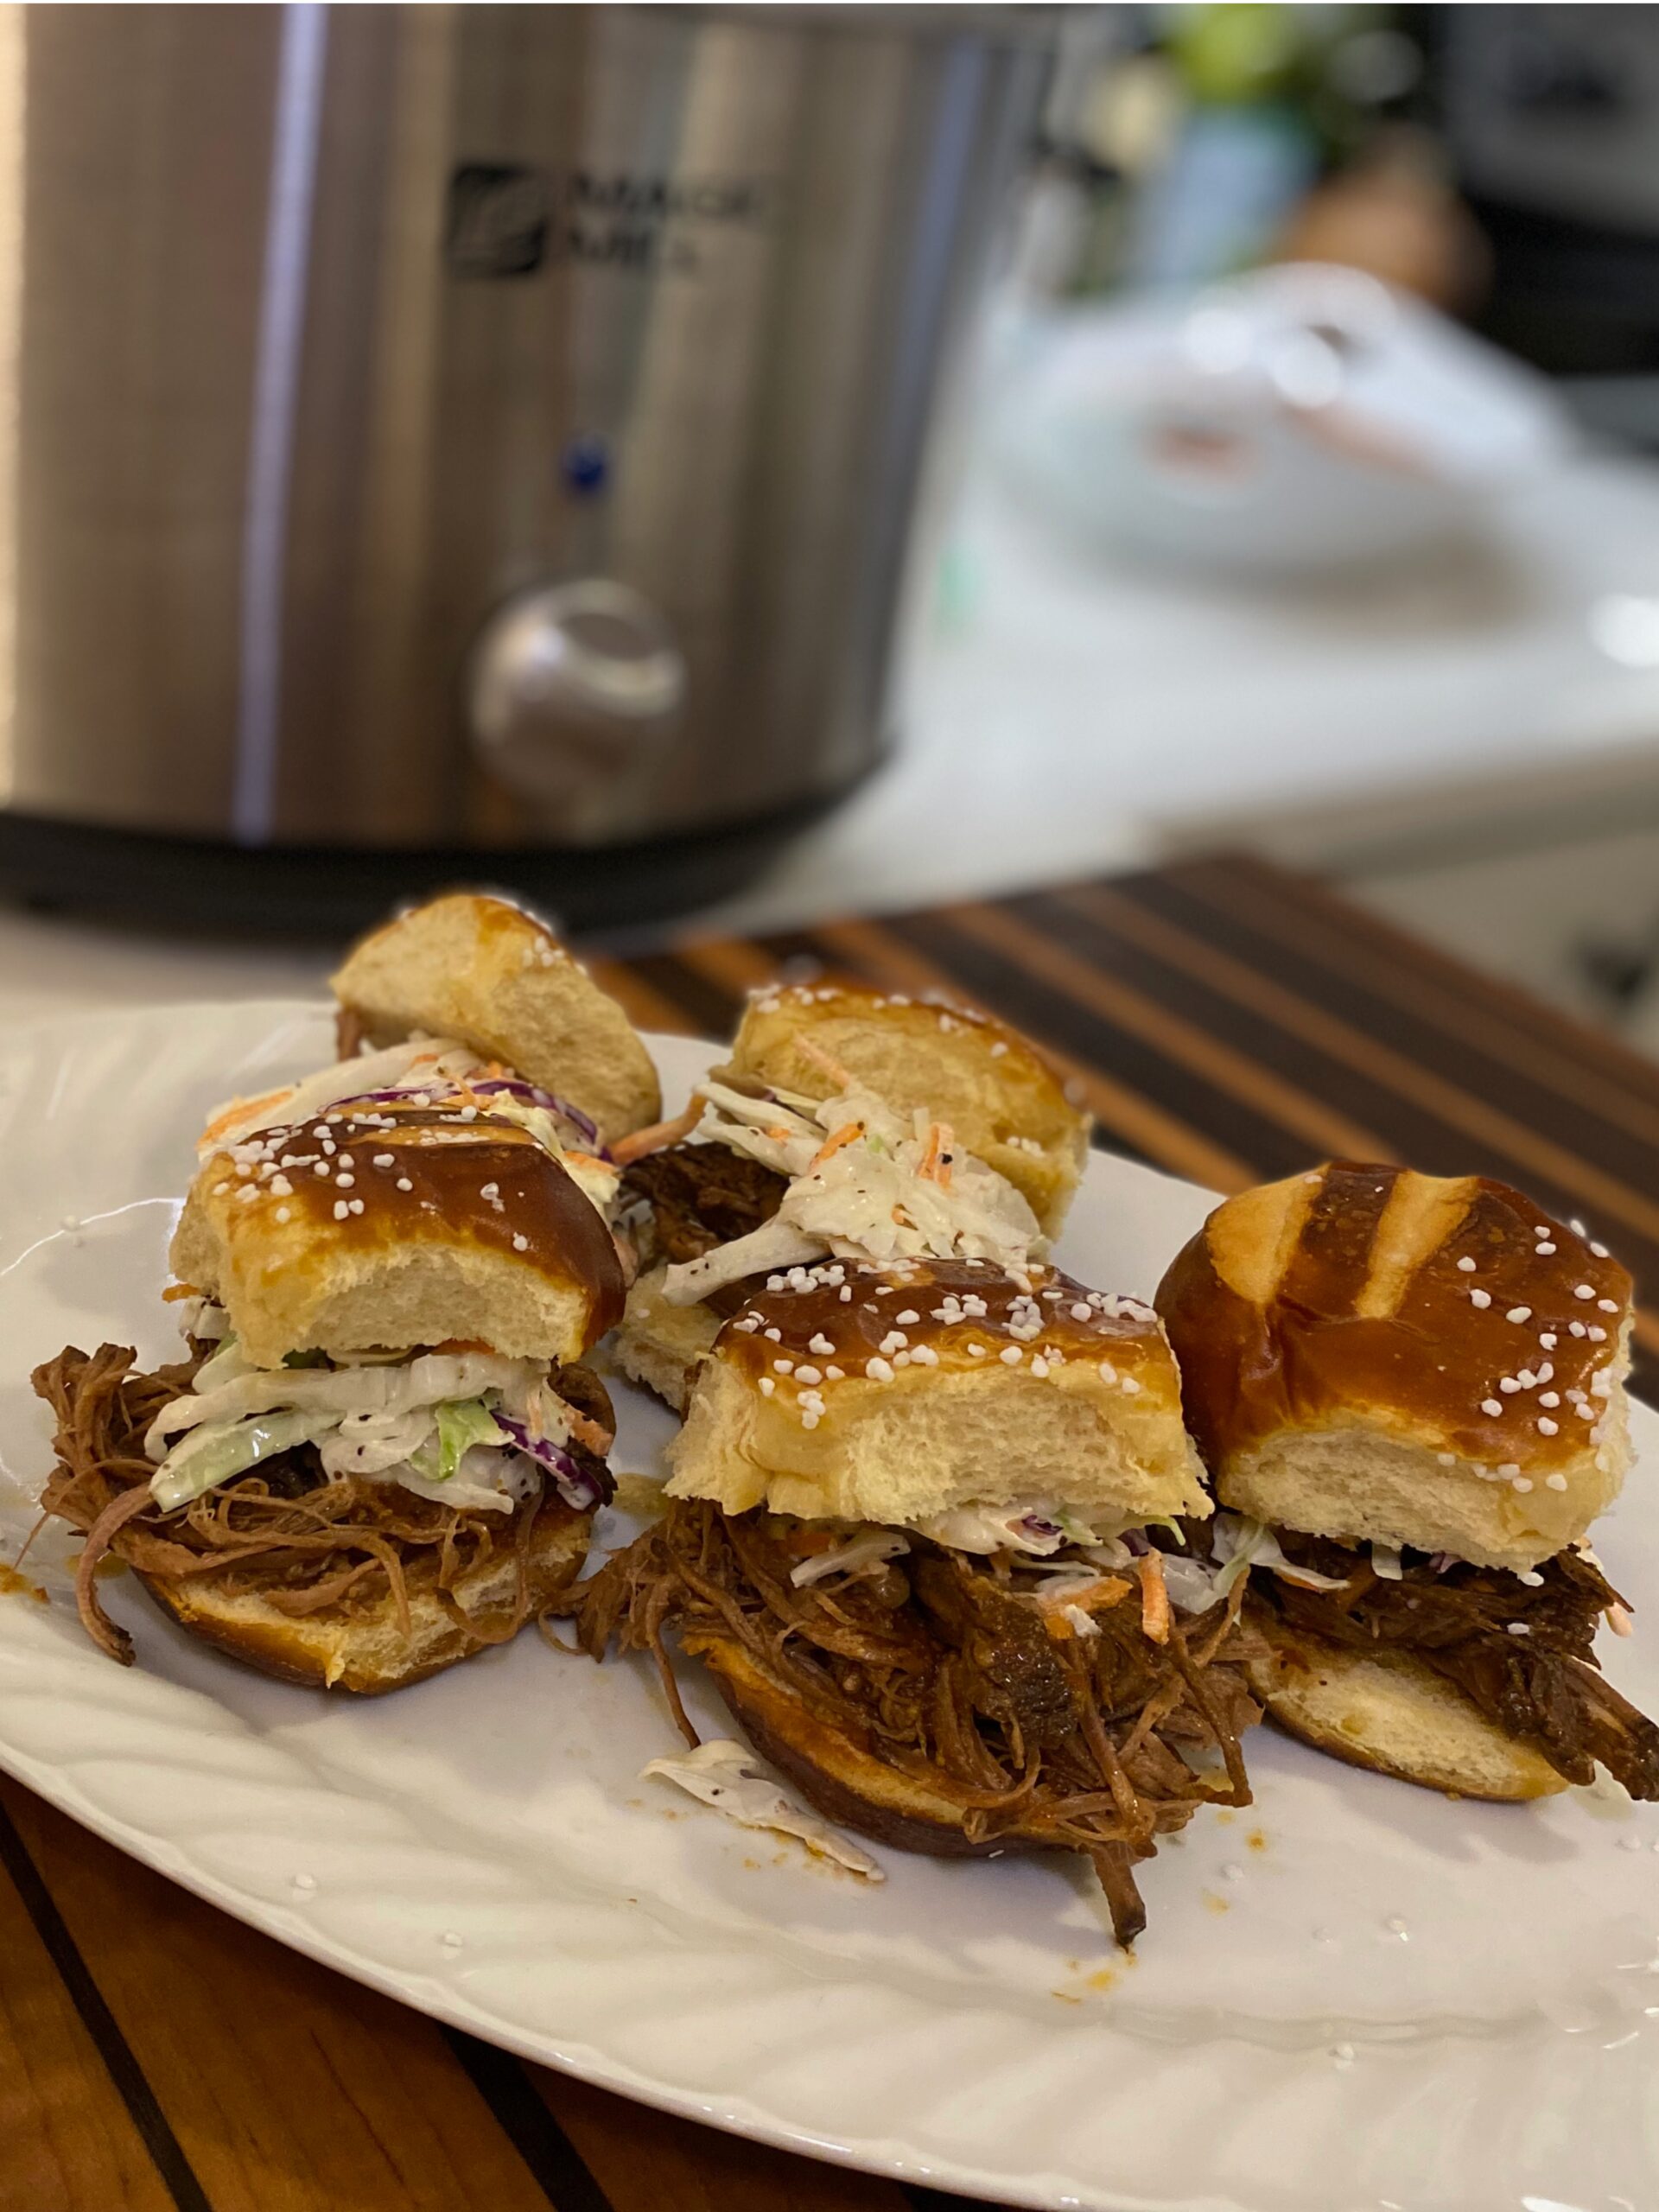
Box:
0, 997, 1654, 2212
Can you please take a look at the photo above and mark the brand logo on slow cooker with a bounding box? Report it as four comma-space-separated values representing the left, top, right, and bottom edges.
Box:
447, 162, 777, 280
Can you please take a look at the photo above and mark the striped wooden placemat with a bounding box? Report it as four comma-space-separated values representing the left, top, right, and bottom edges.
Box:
589, 854, 1659, 1396
8, 850, 1657, 2212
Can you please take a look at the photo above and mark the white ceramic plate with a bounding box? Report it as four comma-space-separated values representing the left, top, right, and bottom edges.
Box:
2, 1003, 1656, 2212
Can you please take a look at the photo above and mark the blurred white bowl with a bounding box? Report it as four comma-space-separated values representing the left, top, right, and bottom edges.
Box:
994, 264, 1573, 575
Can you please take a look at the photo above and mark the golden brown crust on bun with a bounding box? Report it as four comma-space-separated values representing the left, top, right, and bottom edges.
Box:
1246, 1614, 1568, 1801
722, 982, 1089, 1234
137, 1507, 589, 1694
172, 1102, 626, 1367
1155, 1162, 1632, 1572
665, 1256, 1208, 1528
332, 893, 661, 1144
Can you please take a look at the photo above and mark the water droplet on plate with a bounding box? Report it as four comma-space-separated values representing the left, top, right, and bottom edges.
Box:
292, 1872, 315, 1892
1384, 1915, 1408, 1938
442, 1930, 463, 1949
1331, 2042, 1355, 2068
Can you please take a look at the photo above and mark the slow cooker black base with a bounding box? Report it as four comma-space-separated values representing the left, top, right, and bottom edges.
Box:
0, 785, 863, 943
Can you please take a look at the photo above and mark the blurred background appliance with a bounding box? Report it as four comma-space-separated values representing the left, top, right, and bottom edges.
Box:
14, 5, 1659, 1064
0, 3, 1048, 929
1439, 3, 1659, 437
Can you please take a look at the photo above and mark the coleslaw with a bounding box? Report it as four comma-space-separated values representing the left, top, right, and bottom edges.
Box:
658, 1079, 1041, 1306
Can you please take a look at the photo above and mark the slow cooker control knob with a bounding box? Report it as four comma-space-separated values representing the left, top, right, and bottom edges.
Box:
467, 579, 686, 836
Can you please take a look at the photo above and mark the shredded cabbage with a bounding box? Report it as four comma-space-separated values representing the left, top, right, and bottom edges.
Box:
461, 1090, 620, 1211
1027, 1532, 1230, 1618
912, 1503, 1183, 1560
191, 1332, 251, 1394
663, 1217, 824, 1296
917, 1503, 1068, 1555
410, 1397, 507, 1484
659, 1081, 1042, 1306
199, 1039, 482, 1152
1210, 1514, 1355, 1596
179, 1299, 231, 1344
146, 1352, 543, 1457
380, 1443, 540, 1516
151, 1409, 337, 1512
789, 1529, 910, 1587
1159, 1553, 1224, 1613
641, 1740, 883, 1878
147, 1352, 585, 1517
317, 1406, 436, 1478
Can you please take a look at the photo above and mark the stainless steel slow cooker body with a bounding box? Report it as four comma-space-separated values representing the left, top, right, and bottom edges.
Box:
0, 4, 1045, 871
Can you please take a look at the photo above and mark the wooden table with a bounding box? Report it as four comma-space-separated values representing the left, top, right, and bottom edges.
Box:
9, 851, 1659, 2212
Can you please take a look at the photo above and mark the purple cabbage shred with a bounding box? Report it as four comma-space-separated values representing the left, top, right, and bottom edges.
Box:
493, 1414, 614, 1511
333, 1080, 610, 1158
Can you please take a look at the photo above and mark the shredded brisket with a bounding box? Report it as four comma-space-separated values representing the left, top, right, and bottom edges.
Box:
620, 1142, 786, 1265
33, 1344, 606, 1667
1256, 1533, 1659, 1796
559, 1499, 1265, 1942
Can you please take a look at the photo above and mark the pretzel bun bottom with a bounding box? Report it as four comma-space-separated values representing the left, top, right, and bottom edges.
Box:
137, 1507, 590, 1695
1249, 1613, 1568, 1802
689, 1633, 1039, 1859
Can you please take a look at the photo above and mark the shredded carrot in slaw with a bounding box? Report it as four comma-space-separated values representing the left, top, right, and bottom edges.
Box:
916, 1121, 954, 1188
1138, 1552, 1171, 1644
161, 1282, 202, 1303
806, 1122, 865, 1173
1036, 1573, 1130, 1617
612, 1102, 704, 1166
199, 1088, 294, 1146
562, 1406, 615, 1458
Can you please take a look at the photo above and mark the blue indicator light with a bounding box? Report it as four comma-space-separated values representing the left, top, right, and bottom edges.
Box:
560, 434, 609, 497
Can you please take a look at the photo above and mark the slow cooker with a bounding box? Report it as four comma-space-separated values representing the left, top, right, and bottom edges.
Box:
0, 3, 1047, 930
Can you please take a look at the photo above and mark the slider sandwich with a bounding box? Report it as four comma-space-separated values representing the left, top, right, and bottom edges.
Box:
35, 1059, 625, 1691
567, 1255, 1264, 1942
719, 983, 1090, 1231
614, 982, 1090, 1411
333, 890, 663, 1150
1156, 1162, 1659, 1801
